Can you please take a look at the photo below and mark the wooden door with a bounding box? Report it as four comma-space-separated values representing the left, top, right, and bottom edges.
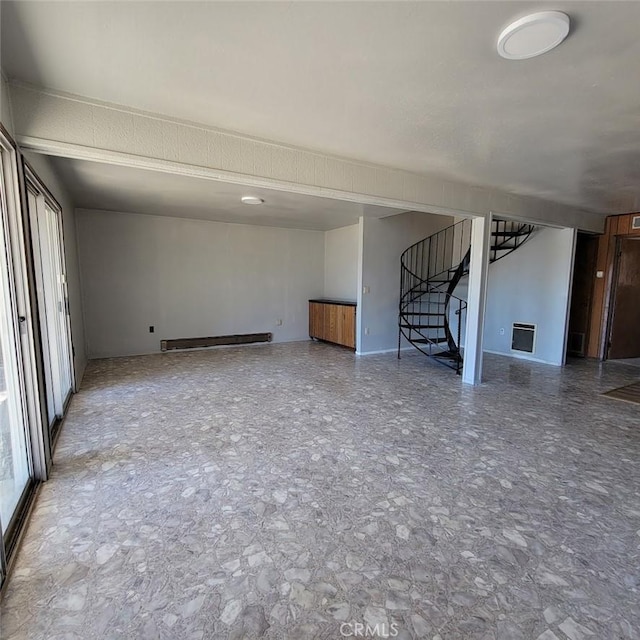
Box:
608, 237, 640, 359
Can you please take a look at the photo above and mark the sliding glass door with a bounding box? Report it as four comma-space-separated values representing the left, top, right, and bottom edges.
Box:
0, 207, 31, 536
25, 173, 74, 433
44, 202, 74, 407
0, 135, 34, 556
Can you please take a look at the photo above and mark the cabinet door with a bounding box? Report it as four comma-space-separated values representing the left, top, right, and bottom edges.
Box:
309, 302, 323, 339
334, 305, 346, 346
340, 306, 356, 349
326, 304, 338, 343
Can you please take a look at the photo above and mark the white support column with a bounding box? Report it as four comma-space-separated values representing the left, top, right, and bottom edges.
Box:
462, 214, 492, 385
560, 227, 578, 366
355, 216, 365, 355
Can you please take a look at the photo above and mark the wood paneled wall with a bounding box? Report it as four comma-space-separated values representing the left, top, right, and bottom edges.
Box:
586, 213, 640, 358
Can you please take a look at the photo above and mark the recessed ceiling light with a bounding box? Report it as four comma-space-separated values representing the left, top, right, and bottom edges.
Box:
497, 11, 570, 60
241, 196, 264, 205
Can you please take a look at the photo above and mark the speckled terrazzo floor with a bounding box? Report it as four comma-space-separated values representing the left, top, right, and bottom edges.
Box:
2, 342, 640, 640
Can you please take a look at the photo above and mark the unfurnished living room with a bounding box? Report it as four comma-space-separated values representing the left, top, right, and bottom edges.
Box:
1, 2, 640, 639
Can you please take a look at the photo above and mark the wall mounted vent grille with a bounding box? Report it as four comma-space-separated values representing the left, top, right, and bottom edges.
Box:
632, 215, 640, 230
161, 332, 272, 351
512, 323, 536, 353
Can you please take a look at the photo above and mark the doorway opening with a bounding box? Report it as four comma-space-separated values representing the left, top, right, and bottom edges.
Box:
567, 232, 598, 357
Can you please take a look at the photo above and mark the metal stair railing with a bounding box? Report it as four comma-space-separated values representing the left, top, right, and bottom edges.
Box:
398, 218, 534, 373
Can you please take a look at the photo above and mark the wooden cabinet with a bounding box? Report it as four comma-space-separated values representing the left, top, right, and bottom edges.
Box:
309, 299, 356, 349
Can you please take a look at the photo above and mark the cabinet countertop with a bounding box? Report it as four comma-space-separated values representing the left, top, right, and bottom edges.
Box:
309, 299, 357, 307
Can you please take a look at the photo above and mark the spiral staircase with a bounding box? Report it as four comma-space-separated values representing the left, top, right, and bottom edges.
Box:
398, 218, 535, 373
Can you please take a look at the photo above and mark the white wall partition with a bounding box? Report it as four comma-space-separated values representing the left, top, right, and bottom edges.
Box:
482, 226, 576, 365
453, 224, 576, 367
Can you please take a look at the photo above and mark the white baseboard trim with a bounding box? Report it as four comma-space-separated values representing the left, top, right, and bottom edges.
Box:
356, 346, 415, 356
483, 349, 561, 366
354, 346, 561, 366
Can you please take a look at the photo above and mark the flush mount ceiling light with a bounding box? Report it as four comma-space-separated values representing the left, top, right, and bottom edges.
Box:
241, 196, 264, 205
497, 11, 570, 60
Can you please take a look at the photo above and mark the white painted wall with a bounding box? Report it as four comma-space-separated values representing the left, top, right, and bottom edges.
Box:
324, 223, 359, 301
24, 152, 88, 385
454, 226, 576, 366
483, 227, 575, 365
1, 73, 14, 136
358, 211, 454, 354
77, 209, 325, 358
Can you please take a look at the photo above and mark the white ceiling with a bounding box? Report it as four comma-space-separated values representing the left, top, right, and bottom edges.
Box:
3, 2, 640, 215
43, 156, 403, 231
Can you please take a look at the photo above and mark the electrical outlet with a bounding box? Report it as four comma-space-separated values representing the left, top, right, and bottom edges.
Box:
364, 327, 370, 335
149, 326, 155, 333
276, 319, 283, 326
499, 327, 505, 335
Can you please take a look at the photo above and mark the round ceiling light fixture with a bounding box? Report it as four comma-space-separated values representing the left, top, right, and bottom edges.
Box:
497, 11, 570, 60
241, 196, 264, 205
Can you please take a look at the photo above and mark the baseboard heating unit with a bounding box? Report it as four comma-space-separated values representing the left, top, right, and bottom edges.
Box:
161, 333, 273, 351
